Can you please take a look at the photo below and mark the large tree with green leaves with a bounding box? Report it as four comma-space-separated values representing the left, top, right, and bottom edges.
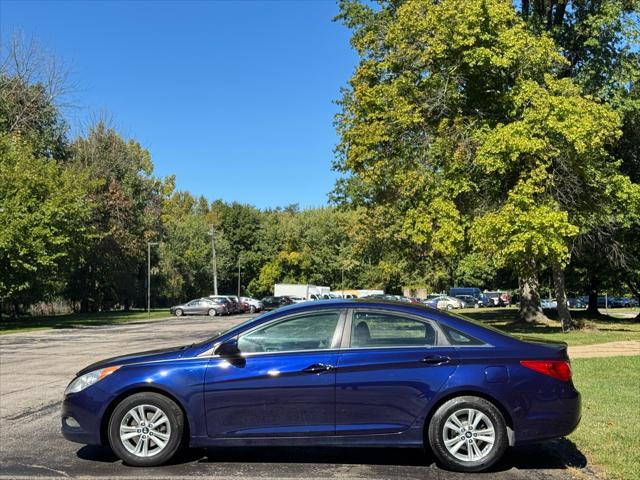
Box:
334, 0, 638, 324
0, 133, 93, 315
65, 122, 164, 310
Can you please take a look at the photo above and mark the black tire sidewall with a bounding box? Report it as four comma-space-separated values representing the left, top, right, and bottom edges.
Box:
108, 392, 185, 467
428, 396, 507, 473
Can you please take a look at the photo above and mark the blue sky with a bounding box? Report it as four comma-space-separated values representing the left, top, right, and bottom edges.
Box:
0, 0, 357, 208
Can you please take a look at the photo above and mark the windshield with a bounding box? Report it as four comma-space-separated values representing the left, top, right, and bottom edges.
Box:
193, 311, 274, 348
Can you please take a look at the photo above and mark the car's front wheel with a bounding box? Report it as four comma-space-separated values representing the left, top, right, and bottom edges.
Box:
174, 308, 183, 317
108, 392, 185, 467
427, 395, 507, 472
249, 305, 256, 313
207, 308, 217, 317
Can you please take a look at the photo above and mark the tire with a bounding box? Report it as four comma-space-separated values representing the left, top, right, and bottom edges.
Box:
249, 305, 256, 313
446, 304, 453, 311
108, 392, 185, 467
175, 308, 183, 317
427, 395, 507, 473
207, 308, 217, 317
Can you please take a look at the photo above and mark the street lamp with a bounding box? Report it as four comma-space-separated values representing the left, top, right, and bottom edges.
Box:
147, 242, 159, 316
209, 226, 218, 295
237, 254, 242, 298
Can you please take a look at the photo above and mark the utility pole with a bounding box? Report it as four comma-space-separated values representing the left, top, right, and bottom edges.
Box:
237, 254, 242, 297
147, 242, 159, 316
209, 225, 218, 295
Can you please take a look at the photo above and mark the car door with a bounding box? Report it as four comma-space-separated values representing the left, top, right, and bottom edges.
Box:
204, 309, 345, 438
335, 308, 459, 435
184, 300, 199, 314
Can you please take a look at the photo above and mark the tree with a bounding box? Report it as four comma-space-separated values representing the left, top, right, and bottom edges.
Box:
0, 33, 71, 159
0, 133, 93, 315
66, 122, 163, 310
519, 1, 640, 316
334, 0, 612, 323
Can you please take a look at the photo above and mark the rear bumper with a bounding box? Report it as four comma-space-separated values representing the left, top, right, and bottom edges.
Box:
513, 389, 581, 445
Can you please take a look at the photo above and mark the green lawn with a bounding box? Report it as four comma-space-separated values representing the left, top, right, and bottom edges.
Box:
569, 356, 640, 480
460, 308, 640, 346
0, 309, 170, 334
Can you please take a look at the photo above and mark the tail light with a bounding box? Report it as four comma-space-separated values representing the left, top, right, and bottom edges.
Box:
520, 360, 572, 381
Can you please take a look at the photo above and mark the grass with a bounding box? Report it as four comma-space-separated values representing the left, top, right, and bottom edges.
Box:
459, 308, 640, 346
0, 309, 170, 335
569, 356, 640, 480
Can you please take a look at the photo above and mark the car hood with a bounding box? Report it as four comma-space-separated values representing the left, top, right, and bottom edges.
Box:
76, 344, 192, 376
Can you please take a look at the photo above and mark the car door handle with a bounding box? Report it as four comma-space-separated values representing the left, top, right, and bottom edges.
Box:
302, 363, 333, 373
420, 355, 450, 365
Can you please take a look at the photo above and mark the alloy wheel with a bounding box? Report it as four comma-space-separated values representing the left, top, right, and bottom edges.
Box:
119, 404, 172, 458
442, 408, 495, 462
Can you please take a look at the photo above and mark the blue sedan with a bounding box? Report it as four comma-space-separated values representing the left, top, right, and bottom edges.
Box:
61, 299, 580, 472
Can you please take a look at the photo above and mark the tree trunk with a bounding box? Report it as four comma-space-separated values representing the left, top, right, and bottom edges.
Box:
586, 276, 599, 315
519, 274, 546, 322
552, 263, 572, 331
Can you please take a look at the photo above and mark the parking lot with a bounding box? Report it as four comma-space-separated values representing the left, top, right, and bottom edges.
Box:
0, 314, 587, 479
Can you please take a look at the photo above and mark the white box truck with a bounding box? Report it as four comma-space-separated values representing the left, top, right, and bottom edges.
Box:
274, 284, 331, 300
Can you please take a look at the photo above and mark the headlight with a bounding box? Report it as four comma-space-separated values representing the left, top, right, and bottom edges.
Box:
65, 366, 120, 395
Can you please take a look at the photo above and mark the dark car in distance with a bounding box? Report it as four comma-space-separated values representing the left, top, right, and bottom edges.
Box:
62, 299, 580, 473
261, 295, 294, 310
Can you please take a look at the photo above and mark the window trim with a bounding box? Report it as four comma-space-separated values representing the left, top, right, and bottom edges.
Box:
230, 309, 347, 356
341, 308, 443, 350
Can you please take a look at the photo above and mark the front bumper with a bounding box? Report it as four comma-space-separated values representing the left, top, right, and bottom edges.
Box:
61, 385, 115, 446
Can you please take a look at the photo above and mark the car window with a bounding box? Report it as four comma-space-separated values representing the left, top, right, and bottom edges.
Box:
350, 311, 436, 348
440, 325, 485, 346
238, 311, 341, 354
187, 300, 198, 306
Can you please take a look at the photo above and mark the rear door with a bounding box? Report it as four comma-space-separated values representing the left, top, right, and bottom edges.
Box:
335, 308, 458, 435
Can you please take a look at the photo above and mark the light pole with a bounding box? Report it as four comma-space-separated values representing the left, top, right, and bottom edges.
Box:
209, 225, 218, 295
237, 254, 242, 297
147, 242, 159, 316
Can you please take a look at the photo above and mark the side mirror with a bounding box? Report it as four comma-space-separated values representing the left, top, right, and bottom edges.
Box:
215, 338, 240, 357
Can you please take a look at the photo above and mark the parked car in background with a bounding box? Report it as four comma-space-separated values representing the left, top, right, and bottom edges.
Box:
450, 288, 492, 307
484, 291, 510, 307
261, 296, 294, 310
540, 299, 558, 309
240, 297, 263, 313
424, 295, 463, 311
170, 298, 226, 317
209, 295, 242, 314
288, 296, 308, 304
567, 297, 587, 308
64, 299, 581, 472
455, 295, 483, 308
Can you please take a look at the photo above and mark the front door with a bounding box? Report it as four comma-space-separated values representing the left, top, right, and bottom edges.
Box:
204, 309, 344, 437
335, 309, 458, 435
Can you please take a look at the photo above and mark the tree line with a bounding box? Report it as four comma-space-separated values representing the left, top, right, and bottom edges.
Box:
1, 0, 639, 326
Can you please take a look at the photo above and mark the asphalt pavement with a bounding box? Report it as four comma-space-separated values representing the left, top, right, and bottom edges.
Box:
0, 314, 594, 479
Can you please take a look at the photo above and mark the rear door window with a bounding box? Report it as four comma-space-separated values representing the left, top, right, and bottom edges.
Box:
349, 311, 437, 348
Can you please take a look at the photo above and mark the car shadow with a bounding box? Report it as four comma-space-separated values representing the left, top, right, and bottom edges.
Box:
77, 438, 588, 474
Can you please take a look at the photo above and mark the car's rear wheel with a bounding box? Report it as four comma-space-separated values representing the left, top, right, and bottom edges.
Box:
108, 392, 184, 467
207, 308, 216, 317
174, 308, 183, 317
427, 396, 507, 472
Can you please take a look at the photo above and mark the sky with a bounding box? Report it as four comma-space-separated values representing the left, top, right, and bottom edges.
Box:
0, 0, 358, 209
